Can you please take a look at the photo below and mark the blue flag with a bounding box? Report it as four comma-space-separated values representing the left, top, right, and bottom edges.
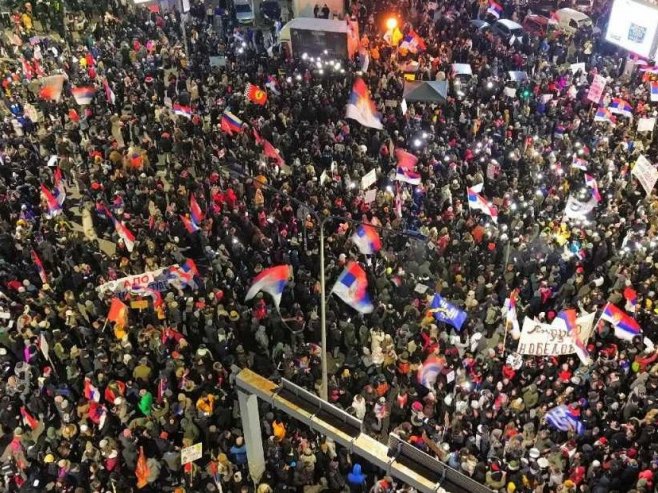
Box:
545, 405, 585, 435
429, 294, 467, 331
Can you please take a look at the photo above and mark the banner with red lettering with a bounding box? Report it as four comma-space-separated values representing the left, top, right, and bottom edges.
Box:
97, 266, 176, 296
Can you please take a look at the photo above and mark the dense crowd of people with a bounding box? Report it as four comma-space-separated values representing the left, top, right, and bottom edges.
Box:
0, 0, 658, 491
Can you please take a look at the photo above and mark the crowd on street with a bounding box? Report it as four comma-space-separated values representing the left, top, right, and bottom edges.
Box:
0, 0, 658, 491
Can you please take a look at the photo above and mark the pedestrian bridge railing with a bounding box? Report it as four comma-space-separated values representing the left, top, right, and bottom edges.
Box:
235, 369, 494, 493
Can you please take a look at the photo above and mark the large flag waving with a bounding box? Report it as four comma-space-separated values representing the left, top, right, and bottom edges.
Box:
428, 294, 467, 331
253, 129, 286, 167
220, 110, 243, 134
72, 86, 95, 105
395, 148, 418, 171
245, 265, 292, 309
107, 297, 129, 332
331, 262, 374, 313
552, 309, 590, 365
245, 82, 268, 105
108, 213, 136, 252
601, 303, 641, 340
351, 225, 382, 255
345, 78, 383, 130
545, 405, 585, 435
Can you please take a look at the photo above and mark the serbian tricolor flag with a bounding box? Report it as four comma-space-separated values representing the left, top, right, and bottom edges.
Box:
84, 377, 101, 402
31, 249, 47, 284
245, 83, 268, 105
624, 286, 638, 313
265, 75, 280, 95
190, 195, 204, 224
553, 309, 590, 365
72, 86, 95, 105
395, 166, 421, 185
584, 174, 602, 202
487, 0, 503, 18
331, 262, 374, 313
601, 303, 641, 341
245, 265, 293, 309
38, 74, 66, 101
20, 406, 38, 430
40, 184, 62, 217
417, 354, 445, 389
399, 29, 427, 54
594, 107, 616, 125
108, 212, 136, 252
572, 157, 588, 171
351, 224, 382, 255
345, 78, 383, 130
467, 183, 498, 223
173, 103, 192, 119
395, 148, 418, 171
220, 110, 243, 134
609, 98, 633, 118
53, 167, 65, 206
103, 78, 116, 105
180, 214, 200, 234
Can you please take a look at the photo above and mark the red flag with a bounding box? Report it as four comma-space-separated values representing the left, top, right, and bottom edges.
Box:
136, 447, 150, 488
30, 249, 47, 284
107, 297, 129, 330
245, 82, 268, 105
20, 406, 38, 430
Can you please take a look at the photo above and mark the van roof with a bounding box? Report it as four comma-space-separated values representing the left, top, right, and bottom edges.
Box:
496, 19, 523, 29
557, 8, 591, 20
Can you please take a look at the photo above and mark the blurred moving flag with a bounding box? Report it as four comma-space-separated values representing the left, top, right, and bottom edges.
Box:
265, 75, 280, 95
103, 78, 116, 105
331, 262, 374, 313
190, 194, 204, 224
107, 297, 129, 333
545, 405, 585, 435
417, 354, 446, 389
345, 78, 383, 130
220, 109, 243, 134
180, 214, 200, 234
136, 447, 150, 489
53, 167, 66, 206
173, 103, 192, 119
428, 294, 467, 331
38, 74, 66, 101
395, 148, 418, 171
83, 377, 102, 402
351, 224, 382, 255
30, 249, 47, 284
20, 406, 38, 430
72, 86, 95, 105
245, 82, 268, 105
399, 29, 426, 53
395, 166, 421, 185
624, 286, 638, 313
487, 0, 504, 18
40, 184, 62, 217
601, 302, 641, 340
594, 107, 616, 125
466, 184, 498, 222
245, 264, 292, 309
584, 174, 602, 202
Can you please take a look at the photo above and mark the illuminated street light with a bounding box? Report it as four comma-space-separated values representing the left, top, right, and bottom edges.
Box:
386, 17, 398, 30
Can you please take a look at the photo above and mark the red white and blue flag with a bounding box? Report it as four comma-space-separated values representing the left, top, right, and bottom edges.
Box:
180, 214, 200, 234
173, 103, 192, 119
418, 354, 445, 389
40, 184, 62, 217
601, 302, 641, 340
624, 286, 638, 314
395, 148, 418, 171
332, 262, 374, 313
220, 110, 243, 134
107, 211, 136, 252
584, 174, 602, 202
399, 29, 427, 53
546, 405, 585, 435
467, 184, 498, 222
84, 377, 101, 402
487, 0, 503, 18
72, 86, 95, 105
190, 194, 204, 225
103, 78, 116, 105
609, 98, 633, 118
31, 249, 47, 284
345, 78, 382, 130
594, 107, 616, 125
245, 265, 292, 309
395, 166, 421, 185
650, 81, 658, 101
553, 309, 590, 365
53, 167, 66, 206
351, 225, 382, 255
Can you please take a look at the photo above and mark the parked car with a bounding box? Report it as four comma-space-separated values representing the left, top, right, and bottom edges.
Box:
492, 19, 524, 42
260, 0, 281, 22
522, 14, 550, 36
234, 0, 255, 24
470, 19, 491, 31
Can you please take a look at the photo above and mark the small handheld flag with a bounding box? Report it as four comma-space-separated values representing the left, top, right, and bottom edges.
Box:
72, 86, 95, 105
190, 195, 204, 224
584, 174, 602, 202
180, 214, 200, 234
173, 103, 192, 119
40, 184, 62, 217
31, 249, 48, 284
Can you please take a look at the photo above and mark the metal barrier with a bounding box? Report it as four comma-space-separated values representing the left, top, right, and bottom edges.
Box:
388, 434, 495, 493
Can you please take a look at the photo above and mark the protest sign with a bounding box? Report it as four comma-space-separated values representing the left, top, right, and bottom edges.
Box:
637, 117, 656, 133
587, 74, 606, 103
364, 189, 377, 204
181, 443, 203, 465
361, 169, 377, 189
632, 155, 658, 195
517, 312, 596, 357
98, 266, 174, 295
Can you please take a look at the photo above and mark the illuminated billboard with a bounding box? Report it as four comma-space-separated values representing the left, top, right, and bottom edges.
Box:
605, 0, 658, 59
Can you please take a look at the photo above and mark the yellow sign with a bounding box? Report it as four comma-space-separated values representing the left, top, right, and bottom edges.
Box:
131, 300, 149, 310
